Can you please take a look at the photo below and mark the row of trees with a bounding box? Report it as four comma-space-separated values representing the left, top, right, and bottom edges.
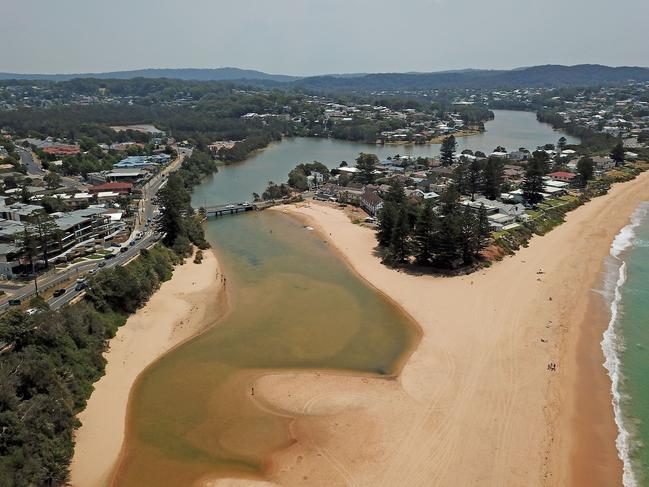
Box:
0, 245, 179, 486
377, 182, 491, 269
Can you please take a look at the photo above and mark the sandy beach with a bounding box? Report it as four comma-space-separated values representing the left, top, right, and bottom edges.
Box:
238, 172, 649, 487
69, 249, 226, 487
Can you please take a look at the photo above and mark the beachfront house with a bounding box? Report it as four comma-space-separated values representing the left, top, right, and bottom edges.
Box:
361, 188, 384, 216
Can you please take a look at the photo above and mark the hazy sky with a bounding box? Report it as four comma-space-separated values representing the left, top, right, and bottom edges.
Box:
2, 0, 648, 75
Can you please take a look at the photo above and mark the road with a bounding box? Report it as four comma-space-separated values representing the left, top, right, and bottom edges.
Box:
15, 146, 44, 176
45, 231, 160, 310
0, 146, 191, 313
0, 230, 160, 312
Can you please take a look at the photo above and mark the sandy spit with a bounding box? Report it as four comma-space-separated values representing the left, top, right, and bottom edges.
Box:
69, 249, 226, 487
239, 173, 649, 487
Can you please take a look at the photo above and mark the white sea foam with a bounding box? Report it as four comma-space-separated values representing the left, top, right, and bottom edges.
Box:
602, 202, 649, 487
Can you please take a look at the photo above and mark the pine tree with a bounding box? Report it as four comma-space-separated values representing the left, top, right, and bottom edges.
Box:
385, 179, 406, 204
576, 156, 595, 188
440, 135, 457, 166
388, 206, 410, 263
377, 203, 397, 246
523, 152, 546, 205
475, 204, 491, 257
483, 156, 504, 200
611, 141, 625, 166
413, 201, 436, 265
468, 158, 483, 201
453, 161, 470, 195
355, 153, 378, 185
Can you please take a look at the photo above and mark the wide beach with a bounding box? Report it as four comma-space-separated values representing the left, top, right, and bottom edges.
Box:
249, 171, 649, 486
69, 250, 225, 487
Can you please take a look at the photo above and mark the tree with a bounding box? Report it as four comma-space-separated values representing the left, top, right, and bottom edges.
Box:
16, 226, 39, 273
355, 153, 378, 185
413, 201, 436, 265
31, 213, 63, 268
523, 153, 546, 205
44, 171, 62, 190
483, 156, 504, 200
440, 135, 457, 166
377, 203, 397, 246
611, 141, 625, 166
385, 179, 406, 204
468, 158, 483, 201
475, 204, 491, 257
388, 205, 410, 263
158, 173, 191, 247
557, 136, 568, 152
453, 161, 469, 195
576, 156, 595, 188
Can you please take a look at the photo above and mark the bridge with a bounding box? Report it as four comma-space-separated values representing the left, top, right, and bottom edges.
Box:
202, 200, 279, 217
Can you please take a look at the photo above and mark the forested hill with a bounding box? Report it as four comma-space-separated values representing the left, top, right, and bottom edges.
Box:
2, 64, 649, 90
0, 67, 299, 83
293, 65, 649, 91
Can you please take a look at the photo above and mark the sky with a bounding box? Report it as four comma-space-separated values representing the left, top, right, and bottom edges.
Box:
1, 0, 648, 75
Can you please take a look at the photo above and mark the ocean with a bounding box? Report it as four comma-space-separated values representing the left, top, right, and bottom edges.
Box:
603, 201, 649, 486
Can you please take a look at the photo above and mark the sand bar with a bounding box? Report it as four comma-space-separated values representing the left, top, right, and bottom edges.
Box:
247, 172, 649, 486
69, 249, 225, 487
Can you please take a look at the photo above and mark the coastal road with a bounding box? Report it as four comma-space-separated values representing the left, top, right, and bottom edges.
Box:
44, 232, 160, 310
15, 146, 44, 176
0, 230, 160, 312
0, 146, 186, 313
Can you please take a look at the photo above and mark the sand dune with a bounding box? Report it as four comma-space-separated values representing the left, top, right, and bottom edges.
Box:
69, 250, 226, 487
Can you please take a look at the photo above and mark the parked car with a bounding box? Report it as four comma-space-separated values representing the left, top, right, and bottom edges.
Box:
104, 253, 116, 260
53, 289, 66, 298
75, 283, 86, 291
8, 299, 21, 306
89, 268, 97, 274
25, 308, 39, 316
110, 243, 121, 248
120, 247, 128, 253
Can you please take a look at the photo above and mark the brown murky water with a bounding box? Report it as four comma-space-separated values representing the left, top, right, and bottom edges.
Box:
112, 212, 420, 486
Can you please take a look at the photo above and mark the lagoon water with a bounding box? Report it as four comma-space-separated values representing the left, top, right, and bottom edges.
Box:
192, 110, 579, 206
113, 110, 578, 484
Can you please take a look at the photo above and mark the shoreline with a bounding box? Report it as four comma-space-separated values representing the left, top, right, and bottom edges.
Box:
264, 171, 649, 486
69, 249, 226, 487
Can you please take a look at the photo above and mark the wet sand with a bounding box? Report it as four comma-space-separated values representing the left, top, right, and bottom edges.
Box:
69, 250, 226, 487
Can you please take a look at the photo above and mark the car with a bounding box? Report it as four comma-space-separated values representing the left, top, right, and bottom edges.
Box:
89, 268, 97, 274
97, 261, 106, 268
75, 283, 86, 291
8, 299, 21, 306
226, 204, 235, 209
76, 277, 86, 284
25, 308, 39, 316
104, 253, 116, 260
53, 289, 66, 298
110, 243, 121, 248
120, 247, 128, 253
129, 240, 137, 247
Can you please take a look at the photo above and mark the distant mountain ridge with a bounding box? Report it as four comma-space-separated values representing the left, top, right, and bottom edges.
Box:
0, 67, 300, 83
1, 64, 648, 89
292, 65, 649, 91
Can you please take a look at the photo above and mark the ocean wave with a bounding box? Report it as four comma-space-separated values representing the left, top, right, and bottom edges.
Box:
602, 202, 649, 487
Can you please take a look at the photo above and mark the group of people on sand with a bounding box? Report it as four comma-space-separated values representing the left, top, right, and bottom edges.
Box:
547, 362, 557, 372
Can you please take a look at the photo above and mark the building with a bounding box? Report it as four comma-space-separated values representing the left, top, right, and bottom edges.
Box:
547, 171, 577, 183
114, 154, 171, 169
360, 188, 384, 216
0, 206, 123, 278
90, 182, 133, 195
